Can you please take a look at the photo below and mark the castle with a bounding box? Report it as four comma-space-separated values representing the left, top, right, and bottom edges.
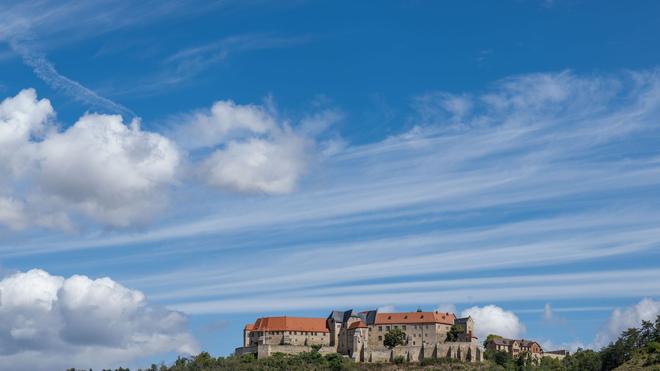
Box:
235, 308, 484, 363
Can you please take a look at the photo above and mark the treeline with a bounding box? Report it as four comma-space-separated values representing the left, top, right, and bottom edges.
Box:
68, 315, 659, 371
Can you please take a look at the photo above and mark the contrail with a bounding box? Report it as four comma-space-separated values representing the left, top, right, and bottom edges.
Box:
10, 40, 136, 119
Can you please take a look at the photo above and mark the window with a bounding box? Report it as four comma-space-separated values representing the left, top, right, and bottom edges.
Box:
394, 326, 398, 329
378, 336, 382, 341
386, 326, 390, 331
402, 326, 406, 330
378, 326, 382, 331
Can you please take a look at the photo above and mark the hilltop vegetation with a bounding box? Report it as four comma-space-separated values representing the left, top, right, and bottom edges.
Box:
69, 315, 660, 371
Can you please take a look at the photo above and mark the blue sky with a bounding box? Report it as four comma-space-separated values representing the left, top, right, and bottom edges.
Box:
1, 1, 660, 369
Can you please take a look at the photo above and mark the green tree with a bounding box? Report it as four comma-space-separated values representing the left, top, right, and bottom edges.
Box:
324, 353, 346, 371
562, 348, 601, 371
310, 344, 322, 352
484, 349, 512, 367
383, 328, 406, 349
516, 351, 536, 370
484, 334, 503, 348
445, 324, 461, 342
538, 356, 563, 371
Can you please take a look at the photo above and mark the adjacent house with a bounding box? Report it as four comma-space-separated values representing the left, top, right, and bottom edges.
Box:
487, 338, 543, 359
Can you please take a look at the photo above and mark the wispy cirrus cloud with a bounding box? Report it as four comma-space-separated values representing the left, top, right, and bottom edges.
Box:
98, 33, 312, 96
2, 70, 660, 319
166, 269, 660, 314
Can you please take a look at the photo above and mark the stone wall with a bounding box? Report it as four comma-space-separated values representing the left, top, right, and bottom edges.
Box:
363, 342, 483, 363
246, 331, 330, 347
235, 344, 336, 359
235, 342, 483, 363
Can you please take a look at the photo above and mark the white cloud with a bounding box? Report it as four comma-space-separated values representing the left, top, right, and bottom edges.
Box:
0, 197, 27, 231
0, 88, 54, 178
0, 89, 180, 229
176, 100, 276, 150
0, 88, 335, 229
201, 133, 310, 194
543, 303, 553, 321
36, 114, 180, 226
176, 99, 324, 194
461, 305, 526, 340
0, 269, 198, 371
593, 298, 660, 349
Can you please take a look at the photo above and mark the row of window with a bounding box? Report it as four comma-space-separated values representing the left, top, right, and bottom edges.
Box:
377, 333, 430, 341
251, 331, 325, 336
377, 324, 434, 331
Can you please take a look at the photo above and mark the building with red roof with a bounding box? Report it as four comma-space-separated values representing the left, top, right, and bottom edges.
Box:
238, 308, 483, 364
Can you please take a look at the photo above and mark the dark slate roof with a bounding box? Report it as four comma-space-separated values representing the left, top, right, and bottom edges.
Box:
359, 310, 378, 325
455, 317, 471, 324
327, 309, 359, 323
328, 310, 349, 322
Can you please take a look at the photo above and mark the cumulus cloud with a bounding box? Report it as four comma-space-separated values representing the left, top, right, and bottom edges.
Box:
0, 269, 198, 371
175, 99, 330, 194
461, 305, 526, 340
0, 88, 54, 178
36, 114, 180, 226
0, 88, 336, 230
0, 89, 180, 229
593, 298, 660, 349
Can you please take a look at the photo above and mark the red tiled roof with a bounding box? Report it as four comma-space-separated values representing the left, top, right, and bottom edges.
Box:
246, 316, 329, 333
348, 320, 367, 329
245, 324, 255, 331
375, 312, 455, 325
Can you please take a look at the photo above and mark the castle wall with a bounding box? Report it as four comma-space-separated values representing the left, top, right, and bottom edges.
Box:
246, 331, 330, 347
236, 341, 483, 364
361, 342, 482, 363
235, 344, 336, 359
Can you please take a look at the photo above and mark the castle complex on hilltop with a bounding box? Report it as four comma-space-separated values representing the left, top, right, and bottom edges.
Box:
235, 308, 484, 363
